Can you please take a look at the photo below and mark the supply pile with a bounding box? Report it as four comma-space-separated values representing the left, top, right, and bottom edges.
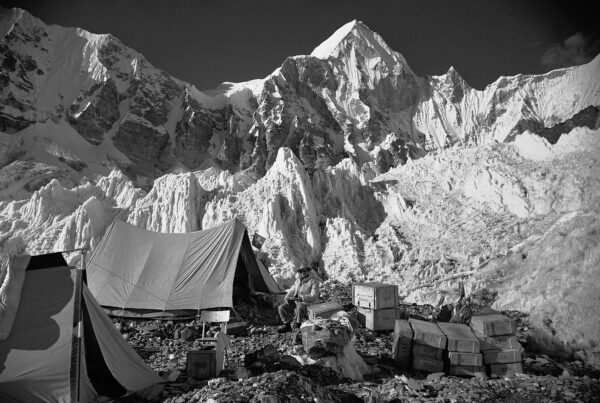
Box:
392, 311, 523, 377
471, 312, 523, 377
353, 283, 398, 331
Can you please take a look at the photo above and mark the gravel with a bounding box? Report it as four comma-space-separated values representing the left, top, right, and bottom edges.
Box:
107, 284, 600, 402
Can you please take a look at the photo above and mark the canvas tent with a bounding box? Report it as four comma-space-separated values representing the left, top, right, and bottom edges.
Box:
0, 253, 163, 403
87, 219, 281, 317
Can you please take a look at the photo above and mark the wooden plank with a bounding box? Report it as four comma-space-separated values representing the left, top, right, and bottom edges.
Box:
438, 322, 481, 353
412, 343, 444, 360
474, 332, 520, 351
470, 313, 516, 336
411, 355, 444, 373
483, 349, 522, 364
392, 320, 413, 368
447, 351, 483, 366
409, 319, 447, 349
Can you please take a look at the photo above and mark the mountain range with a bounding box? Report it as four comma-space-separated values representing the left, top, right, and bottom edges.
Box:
1, 8, 599, 364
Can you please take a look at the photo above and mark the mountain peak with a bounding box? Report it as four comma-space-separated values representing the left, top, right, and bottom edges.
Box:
310, 19, 412, 74
0, 7, 28, 37
311, 19, 383, 59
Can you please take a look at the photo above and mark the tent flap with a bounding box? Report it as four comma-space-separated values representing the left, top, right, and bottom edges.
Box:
82, 286, 163, 391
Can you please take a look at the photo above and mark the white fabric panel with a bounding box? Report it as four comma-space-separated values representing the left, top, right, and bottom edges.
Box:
87, 221, 154, 309
124, 232, 189, 310
174, 220, 241, 309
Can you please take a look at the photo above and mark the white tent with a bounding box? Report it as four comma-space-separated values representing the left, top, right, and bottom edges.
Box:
0, 253, 163, 403
87, 219, 281, 317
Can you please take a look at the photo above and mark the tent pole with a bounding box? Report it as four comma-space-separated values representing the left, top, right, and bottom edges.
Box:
75, 250, 86, 403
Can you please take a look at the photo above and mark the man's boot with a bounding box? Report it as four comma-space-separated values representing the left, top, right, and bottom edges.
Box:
277, 322, 292, 333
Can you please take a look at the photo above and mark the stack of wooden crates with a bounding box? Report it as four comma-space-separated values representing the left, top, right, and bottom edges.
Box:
471, 313, 522, 377
409, 319, 447, 372
353, 283, 398, 331
391, 312, 522, 377
438, 322, 483, 376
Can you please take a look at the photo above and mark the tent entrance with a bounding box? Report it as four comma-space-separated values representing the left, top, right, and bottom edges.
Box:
233, 252, 254, 305
82, 298, 126, 398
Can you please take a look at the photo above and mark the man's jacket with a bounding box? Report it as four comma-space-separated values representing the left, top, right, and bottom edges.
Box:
285, 270, 321, 304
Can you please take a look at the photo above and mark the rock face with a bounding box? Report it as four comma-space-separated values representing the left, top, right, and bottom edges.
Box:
1, 10, 599, 196
2, 9, 600, 363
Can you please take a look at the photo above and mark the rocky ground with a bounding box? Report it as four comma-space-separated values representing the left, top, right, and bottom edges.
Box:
107, 283, 600, 403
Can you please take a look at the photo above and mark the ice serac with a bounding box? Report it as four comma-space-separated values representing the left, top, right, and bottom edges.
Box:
128, 172, 207, 233
0, 178, 112, 255
203, 147, 320, 285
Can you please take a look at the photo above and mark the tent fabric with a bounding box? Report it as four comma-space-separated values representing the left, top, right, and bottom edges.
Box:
82, 286, 163, 391
0, 261, 162, 403
0, 266, 77, 403
87, 219, 278, 313
0, 255, 29, 341
256, 258, 284, 294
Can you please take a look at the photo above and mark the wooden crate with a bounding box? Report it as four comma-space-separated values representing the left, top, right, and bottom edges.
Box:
448, 365, 485, 377
308, 302, 343, 321
475, 332, 520, 351
186, 349, 216, 379
483, 349, 522, 364
357, 306, 397, 331
411, 355, 444, 373
412, 343, 444, 360
392, 319, 413, 368
353, 283, 398, 309
409, 319, 447, 349
447, 351, 483, 366
488, 362, 523, 377
470, 313, 516, 336
438, 322, 480, 353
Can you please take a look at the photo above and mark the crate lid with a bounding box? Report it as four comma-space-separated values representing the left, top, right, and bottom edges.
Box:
438, 322, 479, 341
354, 282, 396, 288
409, 318, 445, 335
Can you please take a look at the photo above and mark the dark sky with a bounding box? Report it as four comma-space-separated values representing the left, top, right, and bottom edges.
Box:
3, 0, 599, 90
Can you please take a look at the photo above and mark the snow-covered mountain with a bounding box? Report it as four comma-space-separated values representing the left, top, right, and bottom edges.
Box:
1, 10, 598, 197
1, 8, 600, 364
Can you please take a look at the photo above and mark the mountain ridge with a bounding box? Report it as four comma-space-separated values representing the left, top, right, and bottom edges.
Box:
1, 7, 598, 198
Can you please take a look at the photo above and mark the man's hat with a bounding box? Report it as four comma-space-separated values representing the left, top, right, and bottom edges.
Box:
294, 265, 312, 272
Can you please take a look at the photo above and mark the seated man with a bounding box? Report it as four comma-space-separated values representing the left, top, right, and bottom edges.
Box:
277, 265, 321, 333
